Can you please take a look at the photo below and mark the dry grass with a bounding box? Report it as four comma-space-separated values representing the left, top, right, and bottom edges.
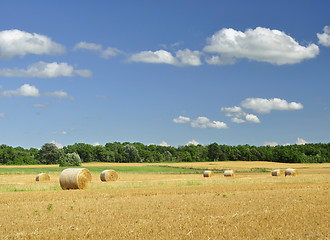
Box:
0, 162, 329, 239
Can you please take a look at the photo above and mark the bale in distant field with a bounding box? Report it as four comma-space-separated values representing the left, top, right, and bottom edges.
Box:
59, 168, 92, 190
271, 169, 283, 176
100, 169, 118, 182
36, 173, 50, 181
285, 168, 298, 176
224, 170, 234, 177
203, 170, 214, 177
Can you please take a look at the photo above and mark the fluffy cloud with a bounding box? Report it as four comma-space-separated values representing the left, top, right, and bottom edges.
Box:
205, 55, 236, 65
241, 98, 303, 114
130, 50, 177, 64
44, 90, 74, 100
264, 142, 278, 147
34, 102, 50, 108
317, 26, 330, 47
245, 114, 260, 123
101, 47, 123, 59
221, 106, 245, 118
1, 84, 73, 99
191, 117, 228, 129
74, 41, 122, 59
159, 141, 169, 147
0, 113, 7, 119
0, 29, 65, 60
173, 115, 191, 123
50, 140, 63, 149
1, 84, 40, 97
175, 49, 202, 66
187, 139, 199, 146
0, 61, 92, 78
221, 106, 260, 123
231, 117, 246, 124
74, 42, 102, 51
173, 115, 227, 129
203, 27, 319, 65
129, 49, 202, 66
296, 137, 308, 145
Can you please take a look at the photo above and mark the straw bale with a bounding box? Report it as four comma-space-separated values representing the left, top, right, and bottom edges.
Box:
271, 169, 283, 176
59, 168, 92, 190
203, 170, 215, 177
224, 170, 234, 177
285, 168, 298, 176
100, 169, 118, 182
36, 173, 50, 181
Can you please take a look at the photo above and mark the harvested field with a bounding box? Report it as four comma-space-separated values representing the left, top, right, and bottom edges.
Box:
0, 162, 329, 239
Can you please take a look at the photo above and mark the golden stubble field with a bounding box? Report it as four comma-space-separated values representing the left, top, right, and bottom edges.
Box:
0, 161, 329, 240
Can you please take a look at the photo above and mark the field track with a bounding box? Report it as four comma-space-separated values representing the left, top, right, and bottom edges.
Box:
0, 162, 329, 239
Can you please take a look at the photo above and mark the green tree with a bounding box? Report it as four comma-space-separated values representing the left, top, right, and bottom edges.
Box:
37, 143, 64, 164
124, 144, 140, 162
59, 152, 82, 166
207, 143, 221, 161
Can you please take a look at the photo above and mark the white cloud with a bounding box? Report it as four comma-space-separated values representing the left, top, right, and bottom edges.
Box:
50, 140, 63, 149
74, 41, 122, 59
0, 61, 92, 78
241, 98, 303, 114
173, 115, 191, 123
204, 27, 319, 65
221, 106, 245, 118
1, 84, 40, 97
0, 29, 65, 60
173, 115, 227, 129
296, 137, 308, 145
264, 141, 278, 147
130, 50, 177, 65
159, 141, 169, 147
101, 47, 122, 59
245, 114, 260, 123
93, 142, 101, 146
205, 55, 236, 65
175, 49, 202, 66
74, 42, 102, 51
129, 49, 202, 66
1, 84, 73, 99
187, 139, 199, 146
317, 26, 330, 47
73, 69, 93, 78
221, 106, 260, 124
34, 102, 50, 108
44, 90, 74, 100
231, 117, 246, 123
0, 113, 7, 119
191, 116, 228, 129
61, 131, 68, 135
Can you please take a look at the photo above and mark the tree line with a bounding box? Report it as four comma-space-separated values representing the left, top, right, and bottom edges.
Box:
0, 142, 329, 165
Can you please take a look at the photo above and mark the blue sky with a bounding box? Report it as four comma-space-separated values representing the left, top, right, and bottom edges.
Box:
0, 0, 329, 149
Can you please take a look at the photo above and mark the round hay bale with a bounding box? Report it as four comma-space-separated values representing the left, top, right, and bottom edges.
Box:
36, 173, 50, 181
224, 170, 234, 177
203, 170, 214, 177
271, 169, 283, 176
100, 169, 118, 182
59, 168, 92, 190
285, 168, 298, 176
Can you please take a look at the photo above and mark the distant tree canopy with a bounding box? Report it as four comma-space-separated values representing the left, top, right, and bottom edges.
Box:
0, 142, 329, 165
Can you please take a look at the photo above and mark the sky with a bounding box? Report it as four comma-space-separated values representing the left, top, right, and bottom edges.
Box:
0, 0, 329, 149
